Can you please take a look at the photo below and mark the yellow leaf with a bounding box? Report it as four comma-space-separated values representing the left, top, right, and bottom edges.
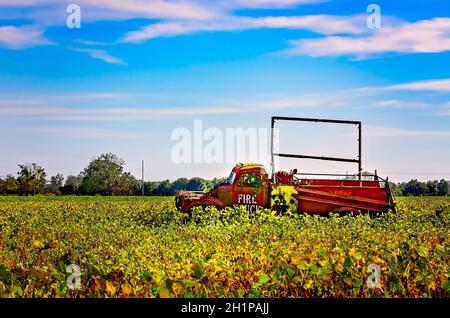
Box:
291, 255, 301, 265
335, 263, 344, 273
158, 286, 171, 298
121, 283, 133, 297
105, 280, 116, 296
303, 279, 313, 290
33, 240, 43, 249
349, 248, 356, 258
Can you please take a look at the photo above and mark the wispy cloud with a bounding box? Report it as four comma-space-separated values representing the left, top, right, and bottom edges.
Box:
72, 48, 126, 65
0, 0, 219, 21
283, 17, 450, 57
122, 14, 367, 43
0, 92, 131, 107
2, 77, 450, 121
0, 0, 363, 45
234, 0, 327, 8
383, 78, 450, 92
0, 25, 51, 49
6, 126, 152, 140
0, 105, 242, 121
365, 125, 450, 138
370, 99, 430, 109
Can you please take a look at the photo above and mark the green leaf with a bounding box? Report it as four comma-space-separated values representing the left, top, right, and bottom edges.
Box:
354, 278, 363, 287
317, 248, 327, 258
193, 264, 204, 280
286, 267, 295, 278
12, 286, 23, 297
297, 261, 309, 270
441, 280, 450, 292
417, 245, 429, 258
293, 276, 302, 284
389, 263, 397, 272
0, 265, 13, 285
344, 257, 353, 270
251, 289, 262, 297
258, 274, 270, 285
142, 271, 152, 281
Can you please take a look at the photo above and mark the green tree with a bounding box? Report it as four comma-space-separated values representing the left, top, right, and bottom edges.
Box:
389, 182, 402, 196
426, 180, 439, 196
79, 153, 140, 195
0, 178, 4, 195
108, 172, 140, 196
47, 174, 64, 195
62, 175, 83, 195
144, 181, 158, 196
156, 180, 174, 195
438, 179, 449, 196
187, 178, 205, 191
17, 163, 46, 195
172, 178, 189, 191
79, 153, 125, 195
403, 179, 427, 196
4, 175, 19, 195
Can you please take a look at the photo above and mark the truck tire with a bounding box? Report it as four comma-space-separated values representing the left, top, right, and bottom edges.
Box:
330, 207, 360, 216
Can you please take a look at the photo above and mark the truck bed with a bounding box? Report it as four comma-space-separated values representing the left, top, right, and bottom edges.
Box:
272, 179, 394, 215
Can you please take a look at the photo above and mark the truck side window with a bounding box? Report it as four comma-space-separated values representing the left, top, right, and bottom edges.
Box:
237, 173, 261, 188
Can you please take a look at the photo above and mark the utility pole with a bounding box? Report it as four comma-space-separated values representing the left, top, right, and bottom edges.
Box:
142, 160, 145, 196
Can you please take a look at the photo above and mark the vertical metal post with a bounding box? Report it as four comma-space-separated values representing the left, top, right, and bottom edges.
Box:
141, 160, 145, 196
358, 122, 362, 180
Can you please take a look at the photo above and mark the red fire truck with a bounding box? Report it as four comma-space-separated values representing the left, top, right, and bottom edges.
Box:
175, 116, 395, 215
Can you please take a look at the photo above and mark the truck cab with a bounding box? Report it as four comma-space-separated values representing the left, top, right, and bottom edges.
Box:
175, 163, 270, 213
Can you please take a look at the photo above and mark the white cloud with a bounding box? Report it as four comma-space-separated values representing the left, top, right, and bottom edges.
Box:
1, 76, 449, 122
0, 0, 219, 20
0, 93, 131, 108
8, 126, 151, 140
0, 105, 241, 121
284, 17, 450, 57
0, 25, 51, 49
72, 48, 126, 65
384, 78, 450, 92
365, 125, 450, 138
350, 78, 450, 95
122, 14, 366, 43
234, 0, 327, 8
371, 99, 430, 109
0, 0, 328, 21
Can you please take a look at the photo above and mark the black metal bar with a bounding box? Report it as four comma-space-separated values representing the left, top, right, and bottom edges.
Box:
293, 172, 389, 183
274, 153, 359, 163
273, 116, 361, 125
358, 122, 362, 180
295, 172, 363, 177
270, 116, 363, 179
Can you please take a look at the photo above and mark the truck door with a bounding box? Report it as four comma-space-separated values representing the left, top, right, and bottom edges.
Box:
232, 172, 266, 212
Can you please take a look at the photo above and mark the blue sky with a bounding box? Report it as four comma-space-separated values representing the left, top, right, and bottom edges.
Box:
0, 0, 449, 182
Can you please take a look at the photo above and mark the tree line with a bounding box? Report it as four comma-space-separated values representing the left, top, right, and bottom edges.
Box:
391, 179, 449, 196
0, 153, 448, 196
0, 153, 224, 196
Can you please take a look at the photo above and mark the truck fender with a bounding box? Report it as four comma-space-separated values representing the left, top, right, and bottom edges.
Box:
187, 197, 225, 211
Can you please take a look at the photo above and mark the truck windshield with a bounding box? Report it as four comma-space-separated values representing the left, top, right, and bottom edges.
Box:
228, 172, 236, 185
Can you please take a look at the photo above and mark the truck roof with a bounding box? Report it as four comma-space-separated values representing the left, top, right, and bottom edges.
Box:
234, 163, 267, 174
